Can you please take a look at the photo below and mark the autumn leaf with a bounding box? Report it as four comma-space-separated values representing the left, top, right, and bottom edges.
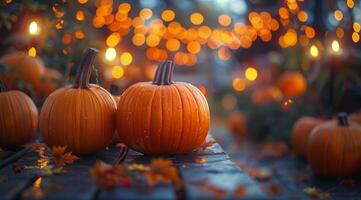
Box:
40, 166, 66, 176
248, 167, 272, 181
143, 158, 182, 186
51, 146, 79, 166
267, 183, 281, 195
234, 185, 248, 197
194, 156, 208, 163
193, 140, 217, 152
304, 187, 331, 199
200, 184, 226, 199
29, 142, 48, 156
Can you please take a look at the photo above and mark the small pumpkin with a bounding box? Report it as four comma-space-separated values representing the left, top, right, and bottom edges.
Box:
306, 113, 361, 177
38, 69, 62, 99
291, 117, 322, 157
40, 48, 116, 155
278, 71, 307, 97
0, 81, 38, 149
228, 111, 247, 137
0, 52, 45, 96
116, 61, 210, 154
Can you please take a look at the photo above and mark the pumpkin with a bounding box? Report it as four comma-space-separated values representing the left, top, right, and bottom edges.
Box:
228, 111, 247, 137
306, 113, 361, 177
0, 81, 38, 149
0, 52, 45, 96
278, 71, 307, 97
116, 61, 210, 154
40, 48, 116, 155
291, 117, 322, 157
349, 112, 361, 125
38, 69, 62, 99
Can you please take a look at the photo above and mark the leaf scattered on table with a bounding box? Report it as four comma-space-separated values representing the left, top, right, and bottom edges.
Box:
248, 167, 272, 181
51, 146, 79, 166
143, 158, 182, 186
303, 187, 331, 199
233, 185, 248, 197
194, 156, 208, 163
267, 183, 282, 195
200, 184, 226, 199
193, 140, 217, 152
29, 142, 48, 156
12, 163, 24, 174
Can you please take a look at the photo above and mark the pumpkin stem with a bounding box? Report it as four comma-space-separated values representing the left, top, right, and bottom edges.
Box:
153, 60, 175, 85
337, 112, 349, 126
0, 80, 7, 92
73, 48, 98, 88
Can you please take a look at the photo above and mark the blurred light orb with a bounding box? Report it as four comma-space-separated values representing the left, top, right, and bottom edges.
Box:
334, 10, 343, 21
29, 21, 40, 35
166, 38, 180, 51
161, 9, 175, 22
106, 33, 121, 47
310, 45, 319, 58
28, 47, 36, 57
352, 32, 360, 43
354, 22, 360, 32
105, 47, 117, 61
221, 94, 237, 111
132, 34, 146, 46
232, 78, 246, 92
331, 40, 340, 53
112, 66, 124, 79
245, 67, 258, 81
347, 0, 355, 8
120, 52, 133, 66
218, 14, 231, 26
139, 8, 153, 20
190, 12, 204, 25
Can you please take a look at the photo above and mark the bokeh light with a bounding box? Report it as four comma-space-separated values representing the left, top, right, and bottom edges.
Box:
105, 47, 117, 61
245, 67, 258, 81
112, 65, 124, 79
28, 47, 36, 57
120, 52, 133, 65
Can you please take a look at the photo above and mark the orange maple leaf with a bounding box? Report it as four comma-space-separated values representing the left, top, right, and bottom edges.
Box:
143, 158, 182, 186
51, 146, 79, 166
194, 140, 217, 152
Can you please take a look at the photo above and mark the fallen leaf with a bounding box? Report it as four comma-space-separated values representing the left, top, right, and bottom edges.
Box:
144, 158, 182, 186
304, 187, 331, 199
194, 156, 208, 164
51, 146, 79, 166
248, 167, 272, 181
201, 184, 226, 199
234, 185, 247, 197
194, 140, 217, 152
40, 166, 66, 176
267, 183, 281, 195
12, 163, 24, 174
29, 143, 48, 156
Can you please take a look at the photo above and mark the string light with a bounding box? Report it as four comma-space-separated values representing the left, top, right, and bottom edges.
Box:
331, 40, 340, 53
28, 47, 36, 57
29, 21, 40, 35
120, 52, 133, 66
232, 78, 246, 92
309, 45, 319, 58
105, 47, 117, 61
190, 12, 204, 25
245, 67, 258, 81
111, 66, 124, 79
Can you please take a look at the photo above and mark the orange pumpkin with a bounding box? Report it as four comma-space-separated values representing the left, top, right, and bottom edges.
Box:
0, 52, 45, 96
278, 71, 307, 97
38, 69, 62, 99
40, 48, 116, 155
0, 81, 38, 149
116, 61, 210, 154
291, 117, 322, 157
306, 113, 361, 177
228, 111, 247, 137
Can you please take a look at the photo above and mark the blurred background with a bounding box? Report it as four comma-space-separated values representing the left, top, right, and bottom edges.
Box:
0, 0, 360, 143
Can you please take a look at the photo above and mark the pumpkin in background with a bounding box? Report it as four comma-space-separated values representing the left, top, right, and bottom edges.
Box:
349, 112, 361, 125
306, 113, 361, 177
251, 86, 283, 105
40, 48, 116, 155
0, 52, 45, 96
0, 81, 38, 149
116, 61, 210, 154
38, 69, 62, 99
278, 71, 307, 97
228, 111, 248, 137
291, 117, 322, 157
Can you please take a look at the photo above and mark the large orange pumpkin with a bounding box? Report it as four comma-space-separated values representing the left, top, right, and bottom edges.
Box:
116, 61, 210, 154
291, 117, 322, 157
38, 69, 62, 99
0, 52, 45, 96
278, 71, 307, 97
40, 48, 116, 155
0, 81, 38, 149
306, 113, 361, 177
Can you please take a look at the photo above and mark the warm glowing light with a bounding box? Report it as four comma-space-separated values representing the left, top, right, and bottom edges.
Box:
305, 26, 315, 39
334, 10, 343, 21
218, 14, 231, 26
218, 47, 231, 60
106, 33, 121, 47
120, 52, 132, 66
282, 99, 293, 110
118, 3, 131, 14
336, 27, 344, 38
76, 10, 85, 21
34, 177, 42, 188
190, 12, 204, 25
347, 0, 354, 8
105, 47, 117, 61
297, 11, 308, 22
146, 34, 160, 47
161, 9, 175, 22
354, 22, 360, 33
284, 29, 298, 46
132, 34, 145, 46
187, 41, 201, 54
28, 47, 36, 57
232, 78, 246, 92
29, 21, 40, 35
245, 67, 258, 81
75, 30, 85, 39
310, 45, 319, 58
78, 0, 88, 4
331, 40, 340, 53
112, 66, 124, 79
139, 8, 152, 20
166, 38, 180, 51
352, 32, 360, 43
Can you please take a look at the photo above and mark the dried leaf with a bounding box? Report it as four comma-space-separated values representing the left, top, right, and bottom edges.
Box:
144, 158, 182, 186
40, 166, 66, 176
304, 187, 331, 199
248, 167, 272, 181
267, 183, 281, 195
201, 184, 226, 199
29, 143, 48, 156
234, 185, 248, 197
193, 140, 217, 152
51, 146, 79, 166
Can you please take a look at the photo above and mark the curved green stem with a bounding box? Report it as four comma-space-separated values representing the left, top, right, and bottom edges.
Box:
73, 48, 98, 88
153, 60, 175, 85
